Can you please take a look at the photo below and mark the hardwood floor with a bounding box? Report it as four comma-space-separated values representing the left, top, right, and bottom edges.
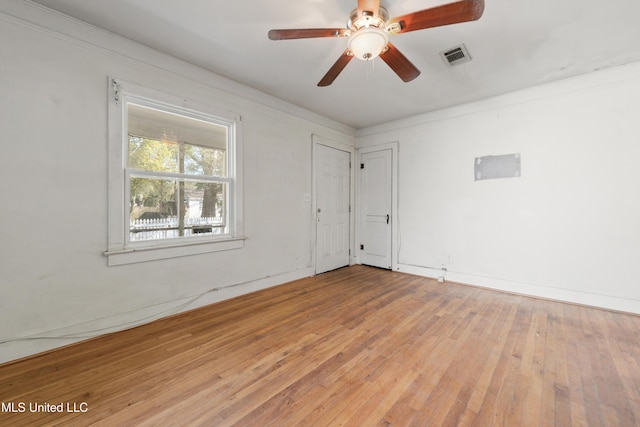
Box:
1, 265, 639, 426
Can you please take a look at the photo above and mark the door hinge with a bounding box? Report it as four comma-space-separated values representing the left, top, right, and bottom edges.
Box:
360, 163, 365, 169
360, 244, 364, 250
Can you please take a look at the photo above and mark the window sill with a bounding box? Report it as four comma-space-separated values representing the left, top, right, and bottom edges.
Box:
104, 236, 247, 266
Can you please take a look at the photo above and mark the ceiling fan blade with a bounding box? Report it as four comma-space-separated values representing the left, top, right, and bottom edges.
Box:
268, 28, 350, 40
379, 43, 421, 83
358, 0, 381, 18
387, 0, 484, 34
318, 50, 354, 87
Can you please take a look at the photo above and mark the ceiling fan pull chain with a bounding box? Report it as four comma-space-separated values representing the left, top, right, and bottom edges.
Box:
365, 58, 374, 80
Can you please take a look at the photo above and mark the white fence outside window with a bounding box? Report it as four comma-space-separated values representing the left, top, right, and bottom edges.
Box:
130, 216, 225, 241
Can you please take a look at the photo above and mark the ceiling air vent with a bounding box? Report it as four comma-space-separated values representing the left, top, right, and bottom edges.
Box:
440, 44, 471, 67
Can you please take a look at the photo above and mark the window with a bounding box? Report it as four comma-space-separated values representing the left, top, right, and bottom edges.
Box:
106, 78, 244, 265
127, 103, 229, 242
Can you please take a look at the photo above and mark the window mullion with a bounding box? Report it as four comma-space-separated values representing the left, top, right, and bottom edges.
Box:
178, 142, 185, 237
128, 168, 230, 184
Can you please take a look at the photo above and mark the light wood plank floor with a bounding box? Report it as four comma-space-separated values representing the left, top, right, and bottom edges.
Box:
1, 265, 640, 426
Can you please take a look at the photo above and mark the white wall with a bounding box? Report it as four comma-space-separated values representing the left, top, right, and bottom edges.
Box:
0, 2, 355, 364
357, 61, 640, 314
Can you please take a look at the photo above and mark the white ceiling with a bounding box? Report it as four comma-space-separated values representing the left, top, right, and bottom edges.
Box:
29, 0, 640, 129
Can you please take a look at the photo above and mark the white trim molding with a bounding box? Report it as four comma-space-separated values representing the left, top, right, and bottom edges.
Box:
397, 263, 640, 315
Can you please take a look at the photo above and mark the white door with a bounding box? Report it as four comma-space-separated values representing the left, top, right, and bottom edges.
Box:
316, 144, 351, 273
360, 149, 392, 269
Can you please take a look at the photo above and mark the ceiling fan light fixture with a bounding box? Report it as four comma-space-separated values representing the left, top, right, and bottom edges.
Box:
348, 27, 389, 61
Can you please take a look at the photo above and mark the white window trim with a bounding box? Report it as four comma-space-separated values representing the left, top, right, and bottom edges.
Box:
105, 77, 245, 266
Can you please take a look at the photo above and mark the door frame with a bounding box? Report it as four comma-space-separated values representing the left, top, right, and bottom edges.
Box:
312, 134, 356, 274
356, 141, 399, 271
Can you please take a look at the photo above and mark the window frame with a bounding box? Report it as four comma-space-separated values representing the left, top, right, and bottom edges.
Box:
106, 78, 244, 266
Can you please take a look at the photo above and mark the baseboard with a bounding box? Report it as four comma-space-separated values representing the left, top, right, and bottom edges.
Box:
396, 263, 640, 315
0, 267, 315, 365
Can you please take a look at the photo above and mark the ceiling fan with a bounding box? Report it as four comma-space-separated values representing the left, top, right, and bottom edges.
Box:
268, 0, 484, 86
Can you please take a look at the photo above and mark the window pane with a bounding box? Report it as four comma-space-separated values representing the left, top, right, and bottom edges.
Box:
130, 177, 227, 241
186, 181, 228, 236
128, 136, 178, 173
128, 102, 227, 150
184, 144, 227, 177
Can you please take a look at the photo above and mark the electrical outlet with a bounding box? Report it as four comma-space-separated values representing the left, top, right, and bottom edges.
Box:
438, 266, 447, 283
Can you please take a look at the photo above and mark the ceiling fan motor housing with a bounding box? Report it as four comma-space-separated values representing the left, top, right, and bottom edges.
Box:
347, 6, 389, 30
